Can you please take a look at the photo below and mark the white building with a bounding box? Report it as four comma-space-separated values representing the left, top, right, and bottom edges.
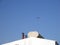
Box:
2, 31, 59, 45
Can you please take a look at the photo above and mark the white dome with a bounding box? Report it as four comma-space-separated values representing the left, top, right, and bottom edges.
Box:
28, 31, 39, 38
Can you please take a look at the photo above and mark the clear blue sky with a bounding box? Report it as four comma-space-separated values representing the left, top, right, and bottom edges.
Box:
0, 0, 60, 44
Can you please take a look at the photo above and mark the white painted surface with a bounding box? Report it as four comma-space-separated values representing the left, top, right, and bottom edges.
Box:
28, 31, 39, 38
2, 37, 56, 45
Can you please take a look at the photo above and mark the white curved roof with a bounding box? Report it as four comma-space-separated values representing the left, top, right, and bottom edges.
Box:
2, 37, 56, 45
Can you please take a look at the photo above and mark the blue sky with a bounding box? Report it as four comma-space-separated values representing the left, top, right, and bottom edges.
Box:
0, 0, 60, 44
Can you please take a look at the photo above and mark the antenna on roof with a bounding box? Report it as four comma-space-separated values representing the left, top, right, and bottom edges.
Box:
36, 17, 40, 29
